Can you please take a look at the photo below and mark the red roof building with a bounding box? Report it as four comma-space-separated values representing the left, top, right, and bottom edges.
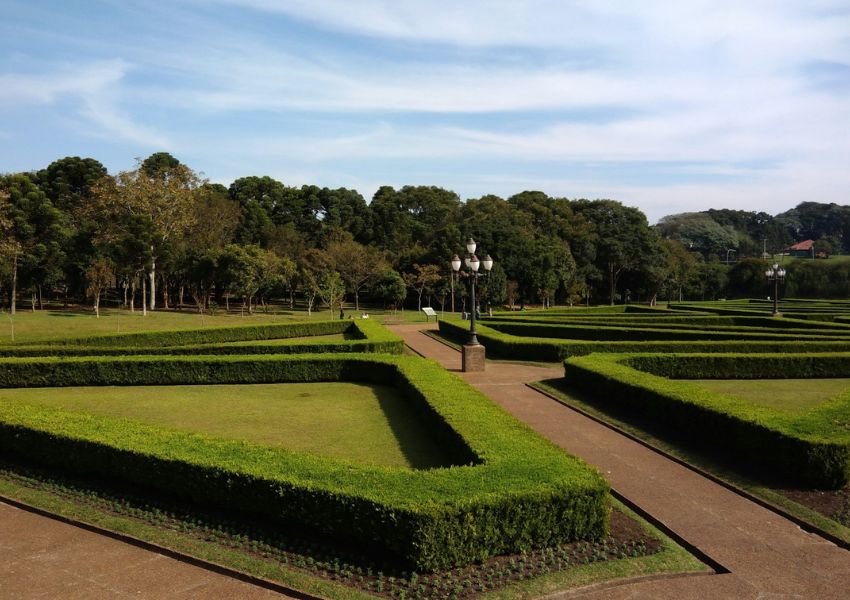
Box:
787, 240, 815, 258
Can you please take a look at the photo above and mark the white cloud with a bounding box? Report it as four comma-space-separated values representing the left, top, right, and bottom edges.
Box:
4, 1, 850, 218
0, 59, 169, 148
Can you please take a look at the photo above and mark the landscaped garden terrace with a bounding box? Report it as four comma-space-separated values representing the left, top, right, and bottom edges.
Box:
524, 349, 850, 551
438, 304, 850, 361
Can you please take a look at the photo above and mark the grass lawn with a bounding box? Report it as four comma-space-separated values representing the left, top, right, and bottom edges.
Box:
0, 382, 451, 469
683, 378, 850, 413
0, 306, 440, 344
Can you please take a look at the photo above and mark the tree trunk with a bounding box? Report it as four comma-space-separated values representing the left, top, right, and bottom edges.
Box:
149, 253, 156, 311
38, 285, 43, 310
130, 278, 136, 312
417, 288, 423, 312
179, 285, 184, 309
10, 255, 17, 316
354, 289, 360, 311
161, 272, 169, 310
94, 292, 100, 318
31, 291, 35, 313
609, 263, 615, 306
142, 273, 148, 316
123, 281, 128, 307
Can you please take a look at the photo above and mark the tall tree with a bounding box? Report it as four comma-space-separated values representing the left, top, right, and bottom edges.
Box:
1, 174, 69, 312
85, 258, 114, 317
141, 152, 181, 178
403, 264, 442, 312
87, 160, 203, 310
572, 199, 659, 305
35, 156, 107, 212
326, 232, 387, 310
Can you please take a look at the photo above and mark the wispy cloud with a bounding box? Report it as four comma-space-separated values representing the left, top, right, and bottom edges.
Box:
0, 1, 848, 220
0, 58, 169, 148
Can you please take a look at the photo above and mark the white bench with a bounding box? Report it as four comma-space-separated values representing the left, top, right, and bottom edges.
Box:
421, 307, 438, 322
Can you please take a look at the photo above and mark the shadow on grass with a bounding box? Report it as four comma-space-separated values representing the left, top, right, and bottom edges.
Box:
374, 386, 459, 470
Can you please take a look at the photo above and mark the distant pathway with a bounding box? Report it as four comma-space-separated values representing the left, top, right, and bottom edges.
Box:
392, 323, 850, 599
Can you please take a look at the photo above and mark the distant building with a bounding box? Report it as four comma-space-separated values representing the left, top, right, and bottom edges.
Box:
786, 240, 817, 258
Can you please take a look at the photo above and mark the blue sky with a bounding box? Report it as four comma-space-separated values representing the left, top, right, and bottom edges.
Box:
1, 1, 849, 222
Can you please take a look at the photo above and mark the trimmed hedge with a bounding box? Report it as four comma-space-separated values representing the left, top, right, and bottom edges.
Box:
483, 320, 850, 342
0, 353, 608, 570
563, 352, 850, 489
439, 318, 850, 361
0, 319, 404, 357
489, 314, 850, 332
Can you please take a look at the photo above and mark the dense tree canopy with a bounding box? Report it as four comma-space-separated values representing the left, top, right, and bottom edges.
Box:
2, 152, 849, 313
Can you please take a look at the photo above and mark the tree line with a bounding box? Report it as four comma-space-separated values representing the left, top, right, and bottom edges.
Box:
1, 153, 848, 315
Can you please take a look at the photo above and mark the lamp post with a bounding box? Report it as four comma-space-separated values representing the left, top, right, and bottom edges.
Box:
765, 262, 786, 316
452, 238, 493, 372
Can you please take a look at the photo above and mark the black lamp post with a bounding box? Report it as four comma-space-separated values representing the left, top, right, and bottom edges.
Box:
765, 262, 786, 316
452, 238, 493, 371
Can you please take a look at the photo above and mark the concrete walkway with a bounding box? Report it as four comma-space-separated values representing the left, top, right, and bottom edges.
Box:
393, 323, 850, 599
0, 500, 296, 599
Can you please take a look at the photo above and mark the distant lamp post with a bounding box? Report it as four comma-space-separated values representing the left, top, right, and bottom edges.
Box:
765, 263, 786, 316
451, 238, 493, 372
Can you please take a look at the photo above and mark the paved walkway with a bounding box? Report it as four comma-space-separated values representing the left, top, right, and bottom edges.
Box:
392, 323, 850, 599
0, 500, 295, 599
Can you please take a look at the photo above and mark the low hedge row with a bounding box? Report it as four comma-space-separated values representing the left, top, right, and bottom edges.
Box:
0, 319, 404, 357
562, 352, 850, 488
0, 353, 609, 570
483, 320, 850, 342
489, 314, 850, 332
438, 318, 850, 361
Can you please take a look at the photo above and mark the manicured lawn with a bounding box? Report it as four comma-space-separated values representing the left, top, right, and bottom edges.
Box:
0, 309, 308, 344
684, 378, 850, 413
0, 306, 435, 344
0, 382, 451, 469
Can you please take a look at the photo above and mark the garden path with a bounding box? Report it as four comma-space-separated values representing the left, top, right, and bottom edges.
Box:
391, 322, 850, 600
0, 500, 300, 599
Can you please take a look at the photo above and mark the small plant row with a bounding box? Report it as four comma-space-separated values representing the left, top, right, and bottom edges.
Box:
0, 319, 404, 357
0, 458, 654, 600
0, 353, 608, 571
438, 318, 850, 361
563, 352, 850, 489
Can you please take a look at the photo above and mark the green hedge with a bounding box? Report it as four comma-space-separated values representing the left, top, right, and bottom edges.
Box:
0, 319, 404, 357
488, 314, 850, 332
484, 320, 850, 342
0, 353, 608, 570
563, 352, 850, 488
439, 318, 850, 361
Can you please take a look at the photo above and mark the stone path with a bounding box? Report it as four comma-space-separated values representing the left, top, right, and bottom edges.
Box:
0, 500, 297, 599
392, 323, 850, 599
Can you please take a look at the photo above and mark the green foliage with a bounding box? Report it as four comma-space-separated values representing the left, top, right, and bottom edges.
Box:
438, 317, 850, 361
0, 319, 403, 356
563, 352, 850, 488
0, 353, 608, 571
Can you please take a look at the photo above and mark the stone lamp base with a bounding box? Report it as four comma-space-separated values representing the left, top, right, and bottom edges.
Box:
462, 344, 486, 372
